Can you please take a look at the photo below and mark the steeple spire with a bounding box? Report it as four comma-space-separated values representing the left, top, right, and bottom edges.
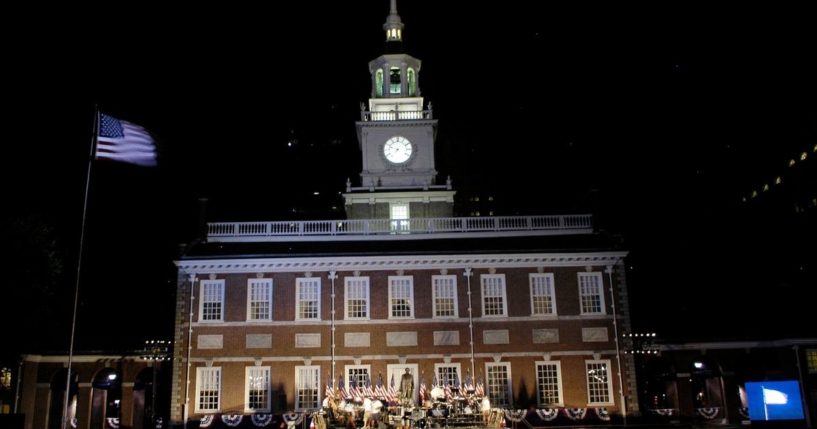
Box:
383, 0, 404, 42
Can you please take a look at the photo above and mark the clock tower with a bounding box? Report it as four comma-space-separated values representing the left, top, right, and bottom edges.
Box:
344, 0, 455, 221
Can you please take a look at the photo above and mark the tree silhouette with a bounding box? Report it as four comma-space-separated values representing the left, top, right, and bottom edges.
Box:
1, 212, 64, 362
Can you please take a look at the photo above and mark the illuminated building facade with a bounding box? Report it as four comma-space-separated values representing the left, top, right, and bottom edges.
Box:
168, 1, 639, 426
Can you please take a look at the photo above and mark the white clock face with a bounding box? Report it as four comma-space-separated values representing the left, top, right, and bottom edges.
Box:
383, 136, 413, 164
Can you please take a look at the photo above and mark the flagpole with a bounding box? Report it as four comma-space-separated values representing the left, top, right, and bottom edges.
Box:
62, 106, 100, 429
763, 385, 769, 420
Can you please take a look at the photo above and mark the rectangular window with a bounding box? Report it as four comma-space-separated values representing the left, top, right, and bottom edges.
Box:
196, 367, 221, 412
296, 278, 321, 320
389, 276, 414, 319
434, 363, 461, 389
390, 203, 409, 232
200, 280, 224, 322
535, 361, 563, 406
246, 366, 271, 412
807, 349, 817, 374
345, 365, 371, 391
485, 363, 511, 407
578, 272, 606, 315
247, 278, 272, 321
344, 277, 370, 320
530, 273, 556, 315
481, 274, 507, 317
295, 366, 320, 411
432, 275, 458, 318
586, 360, 614, 405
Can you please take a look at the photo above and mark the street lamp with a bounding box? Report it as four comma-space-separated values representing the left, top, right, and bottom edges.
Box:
141, 340, 170, 428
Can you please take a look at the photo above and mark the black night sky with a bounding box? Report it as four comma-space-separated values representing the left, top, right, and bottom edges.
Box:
2, 2, 816, 365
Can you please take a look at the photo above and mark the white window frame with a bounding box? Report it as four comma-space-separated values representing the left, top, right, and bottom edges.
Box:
246, 278, 273, 321
585, 359, 614, 406
344, 276, 370, 320
484, 362, 512, 407
432, 275, 459, 318
530, 273, 557, 316
295, 365, 321, 411
434, 363, 462, 388
199, 279, 225, 322
578, 272, 606, 315
195, 367, 221, 413
296, 277, 321, 321
345, 364, 372, 390
535, 361, 564, 407
387, 364, 419, 402
388, 276, 415, 319
245, 366, 271, 413
390, 203, 410, 232
480, 274, 508, 317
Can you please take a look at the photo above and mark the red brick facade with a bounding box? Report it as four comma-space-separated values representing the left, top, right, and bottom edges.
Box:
171, 260, 639, 423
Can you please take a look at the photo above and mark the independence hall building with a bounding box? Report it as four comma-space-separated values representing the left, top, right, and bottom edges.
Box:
169, 1, 639, 426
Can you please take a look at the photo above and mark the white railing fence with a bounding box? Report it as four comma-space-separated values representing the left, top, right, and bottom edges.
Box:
208, 215, 592, 240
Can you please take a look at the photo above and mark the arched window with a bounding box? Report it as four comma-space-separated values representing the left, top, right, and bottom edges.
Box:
375, 69, 384, 97
390, 67, 401, 95
407, 68, 416, 96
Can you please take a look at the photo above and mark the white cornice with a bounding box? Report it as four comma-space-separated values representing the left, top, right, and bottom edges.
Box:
189, 350, 617, 363
176, 251, 627, 274
191, 314, 612, 328
343, 190, 455, 204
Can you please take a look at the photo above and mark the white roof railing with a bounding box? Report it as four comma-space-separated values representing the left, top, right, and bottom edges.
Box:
207, 214, 593, 242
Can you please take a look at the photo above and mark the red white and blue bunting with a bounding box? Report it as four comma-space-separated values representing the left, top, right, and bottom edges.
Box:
564, 408, 587, 420
283, 411, 305, 427
197, 412, 308, 429
534, 408, 559, 421
503, 409, 527, 422
200, 415, 215, 428
696, 407, 720, 420
251, 414, 274, 427
222, 414, 244, 427
503, 407, 614, 425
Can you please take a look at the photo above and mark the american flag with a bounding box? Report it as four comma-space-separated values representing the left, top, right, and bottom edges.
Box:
338, 377, 349, 399
96, 113, 157, 167
325, 375, 335, 399
375, 373, 385, 398
387, 373, 397, 404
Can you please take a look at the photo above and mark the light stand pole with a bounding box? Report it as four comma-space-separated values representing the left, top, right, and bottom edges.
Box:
141, 340, 170, 428
14, 359, 23, 414
606, 265, 627, 425
183, 274, 197, 429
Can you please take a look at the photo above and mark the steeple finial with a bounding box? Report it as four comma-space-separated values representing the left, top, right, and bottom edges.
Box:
383, 0, 404, 42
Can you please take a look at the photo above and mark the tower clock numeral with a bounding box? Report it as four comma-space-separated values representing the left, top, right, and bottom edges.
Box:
384, 136, 412, 164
